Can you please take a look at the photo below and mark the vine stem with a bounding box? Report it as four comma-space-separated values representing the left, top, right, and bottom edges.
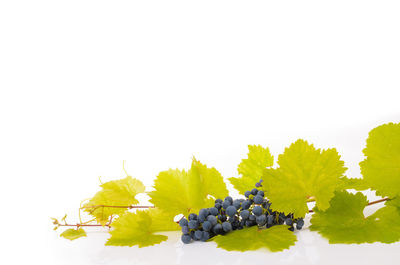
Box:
81, 205, 155, 209
308, 197, 389, 213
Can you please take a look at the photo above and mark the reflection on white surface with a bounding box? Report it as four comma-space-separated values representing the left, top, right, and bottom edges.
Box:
51, 225, 400, 265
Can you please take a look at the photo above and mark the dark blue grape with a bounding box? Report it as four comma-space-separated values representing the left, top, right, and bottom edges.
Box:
194, 230, 203, 240
202, 220, 212, 231
181, 226, 189, 234
251, 188, 258, 195
252, 205, 263, 216
249, 214, 256, 221
207, 215, 218, 226
199, 208, 209, 217
285, 218, 293, 226
209, 207, 219, 216
254, 195, 263, 204
222, 221, 232, 232
232, 199, 241, 209
188, 220, 199, 229
201, 231, 210, 241
296, 218, 304, 230
222, 200, 231, 209
240, 210, 250, 220
214, 202, 222, 210
198, 214, 205, 223
257, 190, 264, 197
213, 223, 223, 234
226, 205, 237, 217
188, 213, 197, 220
244, 191, 251, 198
179, 218, 188, 227
256, 215, 267, 225
245, 220, 256, 227
181, 234, 191, 244
224, 196, 233, 204
255, 182, 261, 187
215, 198, 223, 204
241, 200, 251, 210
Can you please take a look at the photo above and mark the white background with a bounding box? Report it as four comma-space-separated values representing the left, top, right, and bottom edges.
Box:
1, 1, 399, 264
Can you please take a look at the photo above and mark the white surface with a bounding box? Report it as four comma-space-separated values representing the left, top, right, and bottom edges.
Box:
1, 1, 400, 264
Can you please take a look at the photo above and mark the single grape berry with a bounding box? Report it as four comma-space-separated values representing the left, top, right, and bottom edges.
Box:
199, 208, 209, 217
226, 205, 237, 217
232, 199, 241, 209
245, 220, 255, 227
255, 182, 261, 187
224, 196, 233, 204
188, 220, 199, 229
244, 190, 251, 198
213, 223, 223, 234
214, 202, 222, 210
194, 230, 203, 240
209, 207, 219, 216
257, 190, 264, 197
222, 221, 232, 232
215, 198, 223, 204
222, 200, 231, 209
181, 234, 191, 244
240, 210, 250, 220
296, 218, 304, 230
207, 215, 218, 226
182, 225, 189, 234
241, 200, 251, 210
179, 218, 188, 227
253, 195, 263, 204
256, 215, 267, 225
252, 205, 263, 216
198, 214, 205, 223
202, 221, 212, 231
285, 218, 293, 226
249, 215, 256, 221
251, 188, 258, 195
201, 231, 210, 242
188, 213, 197, 220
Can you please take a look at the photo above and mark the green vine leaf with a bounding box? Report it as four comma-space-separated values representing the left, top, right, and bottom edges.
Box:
212, 225, 297, 252
360, 122, 400, 198
310, 191, 400, 243
83, 176, 145, 225
229, 145, 273, 194
148, 158, 228, 216
60, 228, 87, 241
106, 209, 176, 247
337, 176, 369, 191
263, 140, 347, 217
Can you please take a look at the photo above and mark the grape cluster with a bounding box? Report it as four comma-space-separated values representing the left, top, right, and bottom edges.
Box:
180, 181, 304, 244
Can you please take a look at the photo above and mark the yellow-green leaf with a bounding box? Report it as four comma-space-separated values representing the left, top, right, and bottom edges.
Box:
360, 122, 400, 198
106, 210, 169, 247
263, 140, 347, 217
337, 176, 369, 191
213, 225, 296, 252
310, 191, 400, 243
83, 176, 145, 224
148, 158, 228, 216
229, 145, 274, 194
60, 228, 87, 241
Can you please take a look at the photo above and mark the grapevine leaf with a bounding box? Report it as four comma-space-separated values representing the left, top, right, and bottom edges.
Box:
310, 191, 400, 243
229, 145, 274, 194
106, 210, 170, 247
148, 208, 180, 232
83, 176, 145, 225
337, 176, 369, 191
148, 158, 228, 216
360, 122, 400, 198
213, 225, 297, 252
263, 140, 347, 217
60, 228, 87, 241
